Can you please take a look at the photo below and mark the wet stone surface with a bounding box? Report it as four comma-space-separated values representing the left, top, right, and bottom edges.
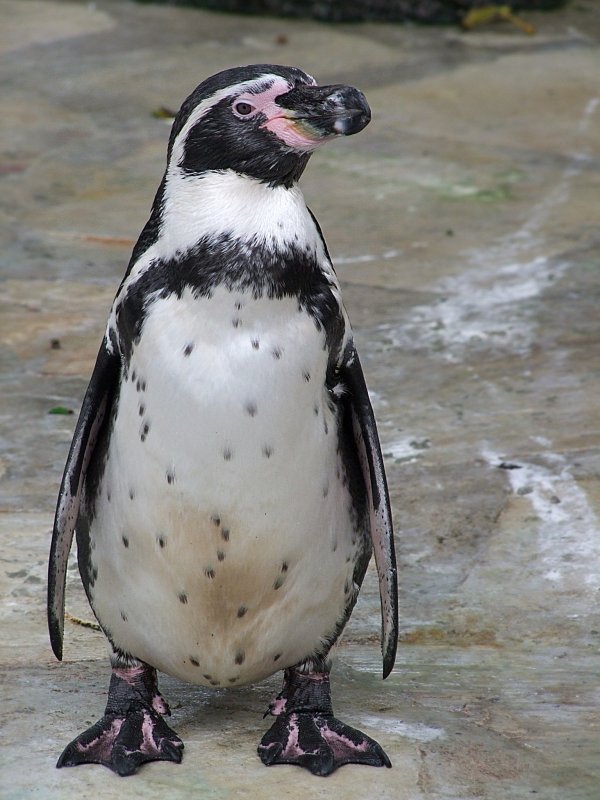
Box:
1, 1, 599, 798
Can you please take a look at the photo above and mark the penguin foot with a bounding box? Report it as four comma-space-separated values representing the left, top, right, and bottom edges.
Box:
258, 711, 391, 775
57, 663, 184, 775
258, 667, 391, 775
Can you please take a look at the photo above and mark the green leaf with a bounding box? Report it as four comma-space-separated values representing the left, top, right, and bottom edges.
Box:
48, 406, 74, 415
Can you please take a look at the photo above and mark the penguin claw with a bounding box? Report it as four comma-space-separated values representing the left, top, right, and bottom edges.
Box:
57, 706, 184, 775
258, 712, 391, 775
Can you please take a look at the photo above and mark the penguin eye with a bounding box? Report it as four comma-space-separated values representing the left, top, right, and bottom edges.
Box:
233, 101, 255, 117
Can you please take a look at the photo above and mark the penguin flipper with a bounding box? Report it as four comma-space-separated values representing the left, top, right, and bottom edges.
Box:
340, 345, 398, 678
48, 339, 120, 660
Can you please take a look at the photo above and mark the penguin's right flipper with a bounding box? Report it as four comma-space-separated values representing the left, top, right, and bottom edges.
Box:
47, 338, 120, 660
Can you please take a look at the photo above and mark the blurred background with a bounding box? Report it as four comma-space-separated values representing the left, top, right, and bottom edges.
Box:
1, 1, 599, 798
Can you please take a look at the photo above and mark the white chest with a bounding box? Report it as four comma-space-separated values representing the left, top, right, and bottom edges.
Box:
88, 287, 362, 686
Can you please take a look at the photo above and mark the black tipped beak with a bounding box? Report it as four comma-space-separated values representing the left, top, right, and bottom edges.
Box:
276, 83, 371, 138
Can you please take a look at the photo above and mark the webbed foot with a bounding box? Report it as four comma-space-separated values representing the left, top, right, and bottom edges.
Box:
258, 668, 391, 775
57, 663, 183, 775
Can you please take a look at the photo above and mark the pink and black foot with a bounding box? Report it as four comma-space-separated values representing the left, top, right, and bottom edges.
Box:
258, 667, 391, 775
57, 662, 183, 776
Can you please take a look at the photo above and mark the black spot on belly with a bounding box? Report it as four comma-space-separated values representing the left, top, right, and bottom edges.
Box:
237, 605, 247, 618
178, 592, 188, 604
166, 469, 175, 485
211, 514, 221, 526
223, 447, 233, 461
332, 539, 338, 552
221, 528, 230, 542
281, 561, 288, 573
138, 404, 145, 416
217, 550, 225, 562
107, 490, 111, 502
190, 656, 200, 667
210, 679, 220, 687
323, 419, 329, 435
235, 301, 243, 311
203, 673, 212, 681
232, 317, 241, 328
235, 651, 245, 665
129, 488, 135, 500
157, 535, 166, 548
273, 576, 284, 590
272, 347, 282, 360
183, 343, 194, 357
251, 338, 260, 350
322, 482, 329, 498
204, 567, 215, 579
91, 565, 98, 582
122, 535, 129, 548
120, 610, 128, 621
302, 370, 311, 382
228, 676, 239, 684
141, 380, 146, 391
245, 401, 257, 417
273, 653, 281, 662
263, 445, 273, 459
314, 405, 319, 416
132, 370, 137, 382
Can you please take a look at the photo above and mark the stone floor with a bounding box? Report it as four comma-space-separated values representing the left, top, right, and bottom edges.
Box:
1, 1, 599, 798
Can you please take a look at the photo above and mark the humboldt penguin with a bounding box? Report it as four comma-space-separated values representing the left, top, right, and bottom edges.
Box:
48, 63, 398, 777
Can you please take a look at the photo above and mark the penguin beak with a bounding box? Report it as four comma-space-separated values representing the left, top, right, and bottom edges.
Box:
263, 83, 371, 150
278, 83, 371, 136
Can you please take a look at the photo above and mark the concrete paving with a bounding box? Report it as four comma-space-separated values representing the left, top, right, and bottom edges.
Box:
1, 0, 599, 797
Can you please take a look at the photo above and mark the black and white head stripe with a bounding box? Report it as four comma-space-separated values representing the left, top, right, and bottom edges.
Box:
167, 64, 316, 161
166, 65, 317, 183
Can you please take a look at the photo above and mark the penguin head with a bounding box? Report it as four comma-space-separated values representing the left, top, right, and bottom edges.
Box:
166, 64, 371, 188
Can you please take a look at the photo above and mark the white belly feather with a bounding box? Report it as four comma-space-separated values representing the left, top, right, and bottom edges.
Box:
88, 286, 360, 686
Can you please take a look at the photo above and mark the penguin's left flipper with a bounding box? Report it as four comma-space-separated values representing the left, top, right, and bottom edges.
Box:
341, 344, 398, 677
48, 339, 120, 660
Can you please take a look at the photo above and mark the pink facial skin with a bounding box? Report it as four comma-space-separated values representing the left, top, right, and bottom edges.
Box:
232, 76, 332, 152
262, 116, 330, 151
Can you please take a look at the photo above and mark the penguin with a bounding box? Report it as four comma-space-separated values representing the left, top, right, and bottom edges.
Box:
48, 64, 398, 778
